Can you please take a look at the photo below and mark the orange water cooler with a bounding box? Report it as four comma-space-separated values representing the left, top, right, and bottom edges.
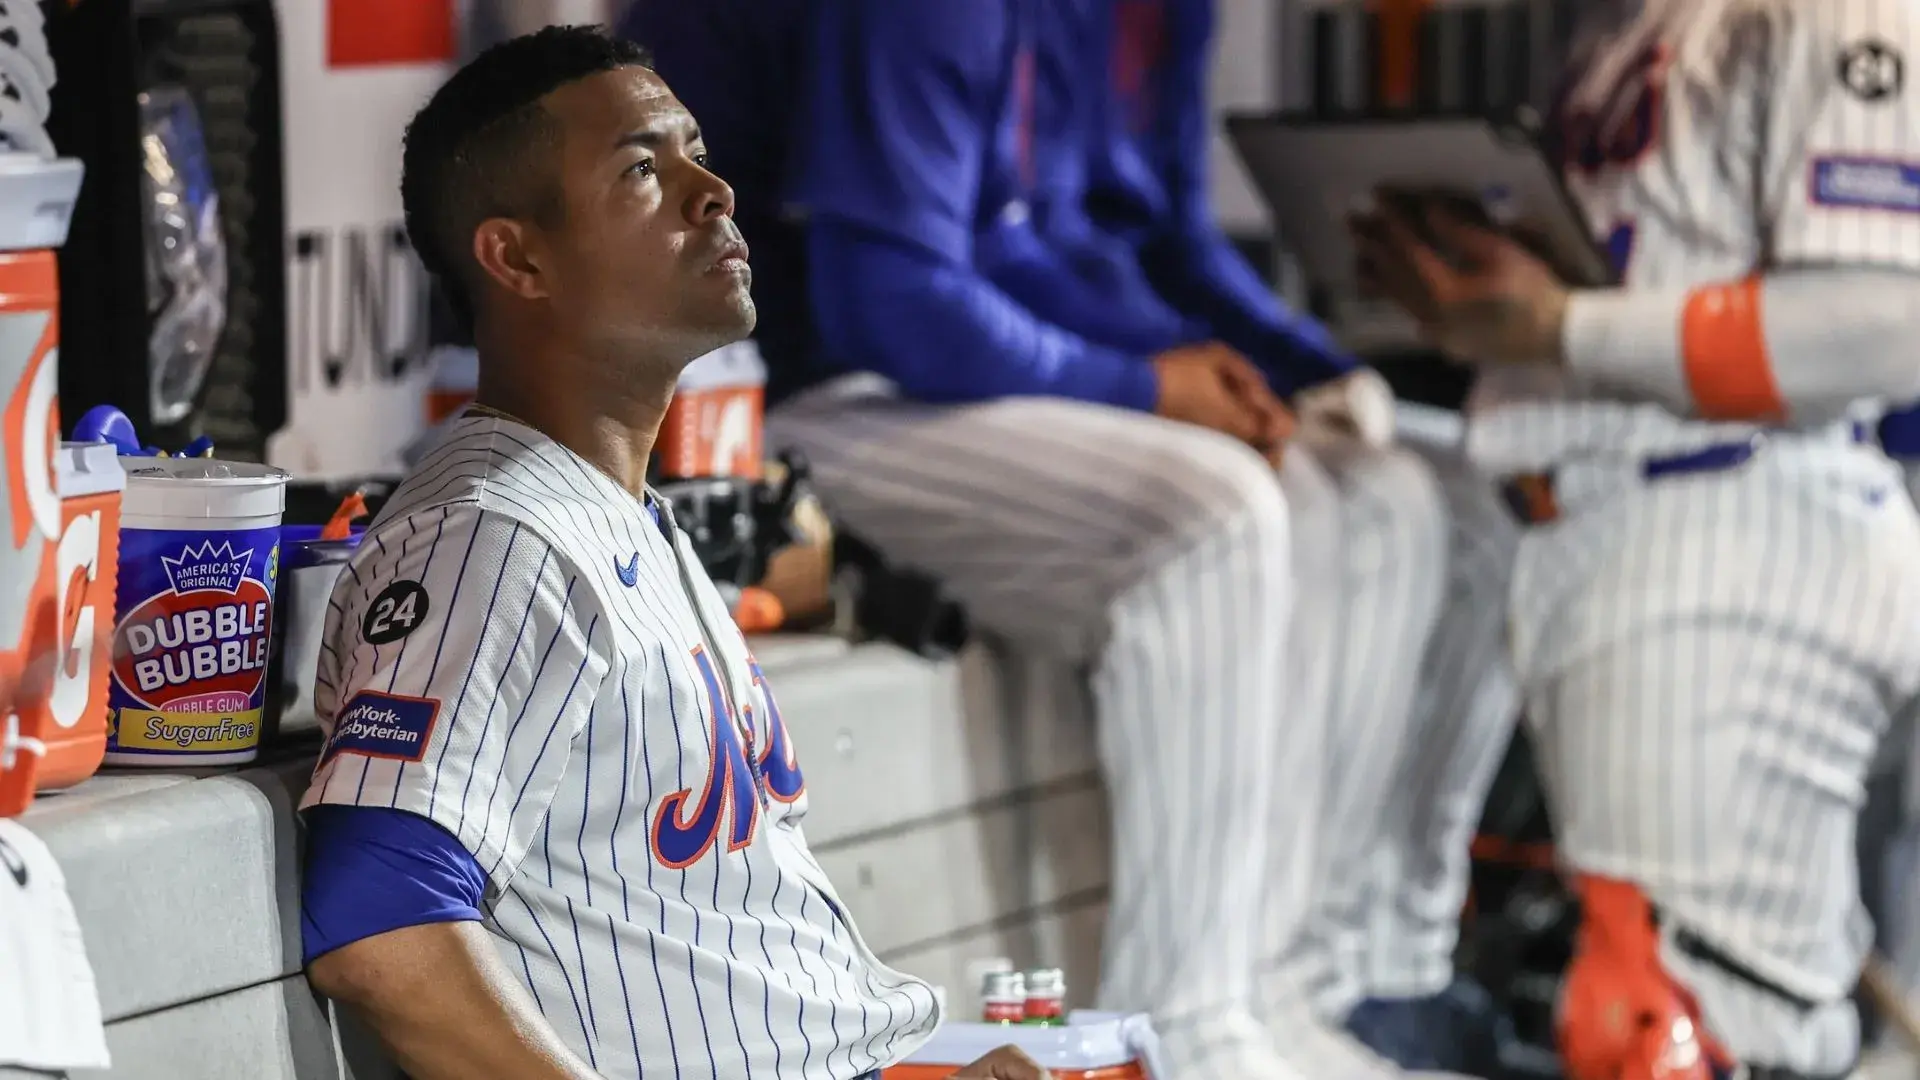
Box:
653, 341, 799, 634
0, 156, 106, 816
658, 339, 766, 482
11, 442, 124, 805
883, 1014, 1160, 1080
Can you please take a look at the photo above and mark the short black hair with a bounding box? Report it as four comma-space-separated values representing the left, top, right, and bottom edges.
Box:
400, 25, 653, 327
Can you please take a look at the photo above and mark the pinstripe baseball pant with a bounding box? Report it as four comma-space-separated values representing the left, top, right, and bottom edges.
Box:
1348, 438, 1522, 1009
769, 376, 1503, 1078
1513, 441, 1920, 1077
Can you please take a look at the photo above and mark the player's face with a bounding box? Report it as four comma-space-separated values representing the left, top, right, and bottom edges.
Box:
538, 67, 754, 362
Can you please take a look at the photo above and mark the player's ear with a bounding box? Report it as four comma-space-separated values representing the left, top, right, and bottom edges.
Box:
471, 217, 552, 303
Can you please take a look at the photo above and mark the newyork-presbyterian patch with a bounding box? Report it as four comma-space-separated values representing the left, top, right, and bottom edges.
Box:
1810, 157, 1920, 213
324, 690, 440, 764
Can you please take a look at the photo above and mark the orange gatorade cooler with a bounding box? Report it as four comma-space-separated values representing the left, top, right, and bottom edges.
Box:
0, 250, 63, 816
884, 1013, 1161, 1080
14, 443, 125, 799
0, 157, 86, 813
658, 339, 765, 480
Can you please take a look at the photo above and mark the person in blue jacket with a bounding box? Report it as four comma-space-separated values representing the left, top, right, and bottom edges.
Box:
626, 3, 1505, 1078
1068, 1, 1522, 1076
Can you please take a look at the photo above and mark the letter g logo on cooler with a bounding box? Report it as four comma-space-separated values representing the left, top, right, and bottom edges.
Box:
4, 311, 59, 549
323, 689, 440, 765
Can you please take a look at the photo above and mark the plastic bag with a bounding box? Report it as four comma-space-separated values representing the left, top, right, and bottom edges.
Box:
137, 84, 228, 425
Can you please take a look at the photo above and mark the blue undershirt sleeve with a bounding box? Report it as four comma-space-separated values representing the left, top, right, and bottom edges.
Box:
301, 804, 486, 967
793, 0, 1160, 410
1128, 0, 1357, 396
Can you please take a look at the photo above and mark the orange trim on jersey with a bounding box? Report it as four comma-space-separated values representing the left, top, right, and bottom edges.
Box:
1681, 278, 1785, 422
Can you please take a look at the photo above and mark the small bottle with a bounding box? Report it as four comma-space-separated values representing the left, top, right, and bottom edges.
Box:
980, 971, 1027, 1025
1021, 968, 1066, 1025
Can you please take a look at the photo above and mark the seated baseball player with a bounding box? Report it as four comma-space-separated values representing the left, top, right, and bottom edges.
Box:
1358, 1, 1920, 1078
626, 2, 1507, 1078
1069, 0, 1520, 1072
297, 27, 1046, 1080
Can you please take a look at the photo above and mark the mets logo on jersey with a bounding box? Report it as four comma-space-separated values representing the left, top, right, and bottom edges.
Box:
650, 650, 805, 869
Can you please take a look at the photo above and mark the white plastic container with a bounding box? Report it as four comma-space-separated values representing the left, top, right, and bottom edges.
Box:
103, 458, 289, 767
885, 1012, 1164, 1079
270, 527, 364, 740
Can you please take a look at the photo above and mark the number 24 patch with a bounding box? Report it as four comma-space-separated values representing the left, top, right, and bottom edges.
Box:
363, 580, 431, 645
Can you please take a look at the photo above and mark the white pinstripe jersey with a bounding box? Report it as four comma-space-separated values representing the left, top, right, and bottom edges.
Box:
300, 414, 938, 1079
1466, 0, 1920, 473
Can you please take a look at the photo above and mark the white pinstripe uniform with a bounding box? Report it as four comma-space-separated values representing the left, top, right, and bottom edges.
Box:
1468, 0, 1920, 1073
1352, 430, 1522, 1006
301, 414, 938, 1079
1883, 435, 1920, 1020
768, 383, 1512, 1080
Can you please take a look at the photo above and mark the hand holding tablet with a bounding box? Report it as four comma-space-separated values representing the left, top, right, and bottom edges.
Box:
1349, 185, 1572, 368
1225, 113, 1616, 360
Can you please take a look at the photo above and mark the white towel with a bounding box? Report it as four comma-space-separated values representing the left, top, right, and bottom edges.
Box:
0, 819, 110, 1073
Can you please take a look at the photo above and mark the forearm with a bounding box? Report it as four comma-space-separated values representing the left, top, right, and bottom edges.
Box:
311, 921, 600, 1080
985, 225, 1201, 358
1147, 231, 1358, 396
1130, 0, 1355, 397
1563, 270, 1920, 422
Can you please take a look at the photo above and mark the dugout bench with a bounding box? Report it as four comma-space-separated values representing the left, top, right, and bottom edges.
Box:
8, 637, 1105, 1079
14, 403, 1916, 1080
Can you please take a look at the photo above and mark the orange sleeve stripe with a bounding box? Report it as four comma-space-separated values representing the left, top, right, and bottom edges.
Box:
1681, 278, 1786, 422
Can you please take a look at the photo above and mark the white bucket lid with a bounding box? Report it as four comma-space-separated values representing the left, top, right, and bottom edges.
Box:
121, 457, 289, 521
54, 441, 126, 498
0, 155, 82, 251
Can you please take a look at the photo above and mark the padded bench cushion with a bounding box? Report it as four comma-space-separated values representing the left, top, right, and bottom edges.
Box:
70, 976, 340, 1080
14, 638, 1105, 1050
758, 638, 1098, 849
17, 757, 314, 1022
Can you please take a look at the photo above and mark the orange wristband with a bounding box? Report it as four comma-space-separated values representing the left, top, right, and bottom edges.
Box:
1681, 278, 1785, 421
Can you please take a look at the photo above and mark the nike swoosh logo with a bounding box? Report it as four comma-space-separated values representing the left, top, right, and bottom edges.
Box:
0, 837, 27, 887
615, 552, 640, 588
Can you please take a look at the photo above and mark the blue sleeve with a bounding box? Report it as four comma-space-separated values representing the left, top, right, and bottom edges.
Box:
793, 0, 1159, 410
301, 805, 486, 967
810, 221, 1159, 407
1130, 0, 1357, 396
1882, 404, 1920, 458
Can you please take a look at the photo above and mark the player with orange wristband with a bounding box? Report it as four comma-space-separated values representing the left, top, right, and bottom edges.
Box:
1357, 3, 1920, 1080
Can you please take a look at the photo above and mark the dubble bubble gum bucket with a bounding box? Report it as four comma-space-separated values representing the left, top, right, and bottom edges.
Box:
104, 457, 289, 767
